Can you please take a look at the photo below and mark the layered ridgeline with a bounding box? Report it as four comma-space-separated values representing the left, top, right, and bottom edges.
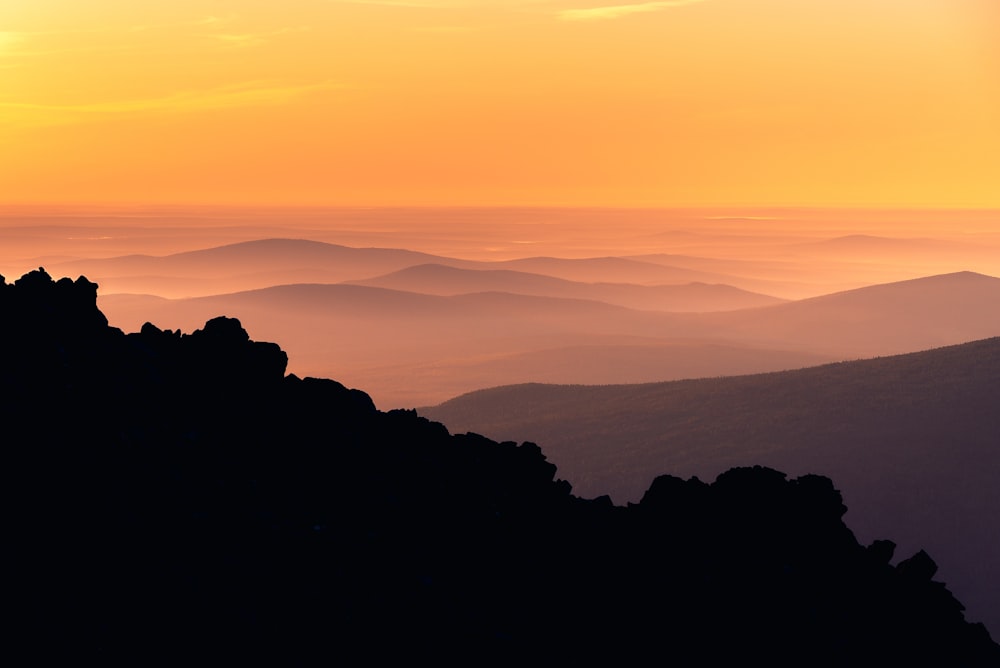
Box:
85, 239, 1000, 408
4, 269, 998, 664
421, 340, 1000, 638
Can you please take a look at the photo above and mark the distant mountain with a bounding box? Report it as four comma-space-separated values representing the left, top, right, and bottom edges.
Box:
50, 238, 771, 300
797, 234, 988, 258
4, 268, 998, 664
351, 263, 786, 311
636, 236, 1000, 298
626, 250, 876, 299
50, 238, 459, 297
100, 283, 656, 332
97, 284, 812, 407
697, 271, 1000, 356
493, 255, 734, 284
421, 337, 1000, 635
97, 285, 682, 406
98, 271, 1000, 407
392, 341, 835, 387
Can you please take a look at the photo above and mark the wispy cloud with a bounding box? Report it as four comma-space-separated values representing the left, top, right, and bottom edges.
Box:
0, 80, 341, 127
411, 25, 476, 33
331, 0, 543, 8
196, 15, 235, 26
206, 33, 265, 47
201, 27, 308, 49
331, 0, 460, 7
559, 0, 707, 22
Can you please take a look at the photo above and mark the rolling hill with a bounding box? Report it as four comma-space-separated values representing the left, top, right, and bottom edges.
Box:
97, 271, 1000, 407
420, 337, 1000, 636
49, 239, 457, 297
695, 271, 1000, 356
49, 238, 784, 299
351, 263, 786, 311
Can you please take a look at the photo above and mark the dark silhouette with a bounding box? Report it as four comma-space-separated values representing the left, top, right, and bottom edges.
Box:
4, 269, 998, 665
420, 336, 1000, 634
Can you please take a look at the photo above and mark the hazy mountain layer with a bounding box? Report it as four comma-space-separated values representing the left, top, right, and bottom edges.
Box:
98, 270, 1000, 407
351, 263, 786, 311
696, 271, 1000, 356
49, 238, 454, 298
50, 238, 755, 298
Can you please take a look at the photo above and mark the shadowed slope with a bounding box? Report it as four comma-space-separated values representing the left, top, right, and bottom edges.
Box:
421, 337, 1000, 635
3, 269, 999, 664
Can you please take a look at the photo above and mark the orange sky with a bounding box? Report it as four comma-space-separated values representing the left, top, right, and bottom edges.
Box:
1, 0, 997, 207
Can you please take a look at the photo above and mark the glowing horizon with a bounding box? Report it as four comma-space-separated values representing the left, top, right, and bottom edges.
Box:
1, 0, 997, 208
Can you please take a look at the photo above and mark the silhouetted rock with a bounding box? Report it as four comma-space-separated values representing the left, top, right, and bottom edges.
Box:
899, 549, 939, 581
868, 538, 897, 565
4, 270, 998, 665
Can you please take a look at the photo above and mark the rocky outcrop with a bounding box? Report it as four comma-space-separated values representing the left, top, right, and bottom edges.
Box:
3, 269, 997, 665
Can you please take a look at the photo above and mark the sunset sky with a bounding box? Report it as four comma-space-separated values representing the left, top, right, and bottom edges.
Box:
2, 0, 997, 207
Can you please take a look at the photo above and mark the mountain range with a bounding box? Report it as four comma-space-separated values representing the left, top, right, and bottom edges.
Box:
421, 336, 1000, 635
4, 267, 998, 664
96, 265, 1000, 407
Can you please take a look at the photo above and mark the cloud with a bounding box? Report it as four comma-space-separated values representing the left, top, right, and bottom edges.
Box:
201, 27, 307, 48
411, 25, 476, 33
0, 80, 341, 128
205, 33, 267, 47
196, 16, 234, 26
0, 18, 246, 58
559, 0, 707, 21
330, 0, 545, 8
330, 0, 466, 7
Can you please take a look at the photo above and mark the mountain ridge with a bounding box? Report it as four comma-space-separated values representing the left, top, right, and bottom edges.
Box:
3, 268, 999, 663
93, 269, 1000, 407
421, 334, 1000, 635
350, 262, 787, 311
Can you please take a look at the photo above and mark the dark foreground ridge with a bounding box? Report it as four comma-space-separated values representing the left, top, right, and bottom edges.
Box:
4, 269, 998, 665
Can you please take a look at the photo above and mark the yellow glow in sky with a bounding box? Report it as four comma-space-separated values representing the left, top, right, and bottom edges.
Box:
1, 0, 997, 206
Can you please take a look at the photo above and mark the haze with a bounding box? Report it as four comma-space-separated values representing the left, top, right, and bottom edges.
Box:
3, 0, 999, 640
0, 206, 998, 407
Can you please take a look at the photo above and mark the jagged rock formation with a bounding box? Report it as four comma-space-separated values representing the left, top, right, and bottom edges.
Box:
4, 269, 998, 665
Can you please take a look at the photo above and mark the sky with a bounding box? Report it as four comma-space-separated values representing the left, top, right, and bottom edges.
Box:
1, 0, 998, 207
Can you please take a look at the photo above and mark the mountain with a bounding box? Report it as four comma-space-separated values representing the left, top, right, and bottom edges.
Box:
49, 238, 458, 297
97, 285, 817, 407
49, 238, 750, 299
49, 238, 772, 300
695, 271, 1000, 356
420, 337, 1000, 636
796, 234, 996, 261
351, 341, 834, 408
493, 255, 735, 284
3, 268, 998, 664
98, 271, 1000, 407
625, 252, 828, 297
351, 263, 786, 311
